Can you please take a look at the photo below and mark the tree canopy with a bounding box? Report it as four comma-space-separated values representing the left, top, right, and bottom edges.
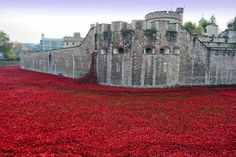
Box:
184, 18, 210, 35
0, 31, 12, 58
184, 22, 196, 34
0, 31, 22, 59
227, 18, 236, 30
199, 18, 210, 33
11, 42, 22, 59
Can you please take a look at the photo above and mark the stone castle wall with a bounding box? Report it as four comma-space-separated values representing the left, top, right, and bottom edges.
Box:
209, 49, 236, 85
20, 28, 95, 78
95, 21, 212, 87
20, 14, 236, 88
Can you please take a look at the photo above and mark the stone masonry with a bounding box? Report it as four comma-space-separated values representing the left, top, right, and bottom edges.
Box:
20, 8, 236, 88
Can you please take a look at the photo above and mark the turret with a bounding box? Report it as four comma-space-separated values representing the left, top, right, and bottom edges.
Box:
145, 7, 184, 27
176, 7, 184, 25
199, 15, 205, 24
210, 15, 216, 24
206, 15, 218, 36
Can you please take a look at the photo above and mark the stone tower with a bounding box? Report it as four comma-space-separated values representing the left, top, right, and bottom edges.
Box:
145, 7, 184, 29
175, 7, 184, 25
206, 15, 218, 36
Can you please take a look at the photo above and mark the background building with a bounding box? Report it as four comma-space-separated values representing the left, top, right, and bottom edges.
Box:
206, 15, 219, 36
0, 52, 3, 59
63, 32, 83, 48
40, 34, 63, 51
21, 43, 41, 52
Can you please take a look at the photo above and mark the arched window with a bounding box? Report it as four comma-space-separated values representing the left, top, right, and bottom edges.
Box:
160, 47, 170, 55
113, 47, 125, 54
113, 48, 119, 54
173, 47, 180, 55
144, 47, 155, 54
160, 48, 165, 54
101, 48, 107, 55
118, 48, 124, 54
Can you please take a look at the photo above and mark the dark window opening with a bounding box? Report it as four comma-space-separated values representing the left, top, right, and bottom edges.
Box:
166, 31, 177, 42
118, 48, 124, 54
160, 48, 165, 54
145, 47, 153, 54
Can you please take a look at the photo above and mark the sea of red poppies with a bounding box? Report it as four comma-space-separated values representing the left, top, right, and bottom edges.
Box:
0, 66, 235, 156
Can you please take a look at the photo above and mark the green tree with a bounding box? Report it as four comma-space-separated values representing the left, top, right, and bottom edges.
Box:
227, 18, 236, 30
184, 22, 196, 34
0, 31, 12, 58
184, 20, 208, 35
10, 42, 22, 59
199, 18, 210, 33
193, 27, 204, 35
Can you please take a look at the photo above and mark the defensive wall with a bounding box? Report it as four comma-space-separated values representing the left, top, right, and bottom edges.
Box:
21, 28, 95, 78
20, 9, 236, 88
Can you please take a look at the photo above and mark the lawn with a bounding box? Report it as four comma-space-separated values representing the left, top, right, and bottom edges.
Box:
0, 66, 235, 156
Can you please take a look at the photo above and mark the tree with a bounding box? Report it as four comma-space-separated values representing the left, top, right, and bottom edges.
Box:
0, 31, 12, 58
199, 18, 210, 33
227, 18, 236, 30
184, 22, 196, 34
184, 20, 208, 35
193, 27, 204, 35
10, 42, 22, 59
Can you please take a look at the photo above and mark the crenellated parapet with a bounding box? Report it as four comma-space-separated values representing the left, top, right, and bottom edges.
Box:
93, 20, 181, 58
145, 8, 184, 26
145, 11, 180, 21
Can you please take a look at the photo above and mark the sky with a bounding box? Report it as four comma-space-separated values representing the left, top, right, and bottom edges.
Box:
0, 0, 235, 43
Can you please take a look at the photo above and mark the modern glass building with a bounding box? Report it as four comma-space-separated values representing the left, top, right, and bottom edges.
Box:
40, 34, 63, 51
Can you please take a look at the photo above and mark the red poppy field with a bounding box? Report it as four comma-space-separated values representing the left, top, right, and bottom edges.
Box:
0, 66, 236, 156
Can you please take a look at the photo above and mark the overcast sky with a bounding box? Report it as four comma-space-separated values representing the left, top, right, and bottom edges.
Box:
0, 0, 235, 43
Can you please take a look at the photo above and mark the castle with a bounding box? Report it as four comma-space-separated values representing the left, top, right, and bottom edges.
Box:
20, 8, 236, 87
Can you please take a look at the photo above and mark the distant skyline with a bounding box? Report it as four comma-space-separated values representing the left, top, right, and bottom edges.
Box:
0, 0, 235, 43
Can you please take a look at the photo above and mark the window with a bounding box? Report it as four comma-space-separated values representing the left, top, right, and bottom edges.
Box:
118, 48, 124, 54
160, 48, 165, 54
160, 47, 170, 54
173, 47, 180, 55
113, 47, 125, 54
101, 49, 107, 54
113, 48, 119, 54
164, 48, 170, 54
165, 31, 177, 42
144, 47, 155, 54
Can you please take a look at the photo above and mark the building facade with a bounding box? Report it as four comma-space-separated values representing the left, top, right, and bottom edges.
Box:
40, 34, 63, 51
63, 32, 83, 48
0, 52, 3, 59
21, 43, 41, 52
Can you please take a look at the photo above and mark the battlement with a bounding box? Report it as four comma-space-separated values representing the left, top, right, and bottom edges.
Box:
145, 11, 180, 20
145, 8, 184, 25
145, 8, 183, 19
111, 21, 127, 31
